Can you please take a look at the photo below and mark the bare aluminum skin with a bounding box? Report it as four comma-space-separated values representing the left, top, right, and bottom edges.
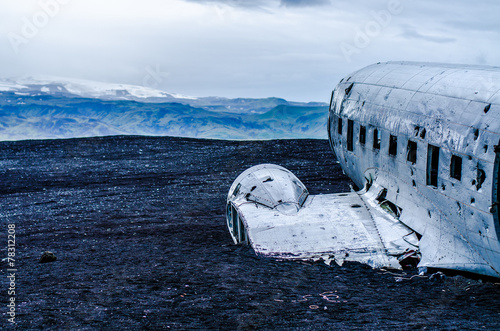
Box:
227, 62, 500, 278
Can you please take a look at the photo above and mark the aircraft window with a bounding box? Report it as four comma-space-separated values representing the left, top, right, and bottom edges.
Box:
230, 204, 239, 238
328, 115, 335, 147
407, 140, 417, 164
227, 204, 234, 230
373, 129, 381, 149
359, 125, 366, 145
232, 183, 241, 197
450, 155, 462, 180
228, 205, 247, 244
347, 120, 354, 151
389, 135, 398, 156
338, 118, 343, 135
427, 144, 440, 187
327, 116, 331, 137
238, 215, 247, 243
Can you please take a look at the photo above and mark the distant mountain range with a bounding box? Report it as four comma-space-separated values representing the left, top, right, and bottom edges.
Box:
0, 77, 328, 141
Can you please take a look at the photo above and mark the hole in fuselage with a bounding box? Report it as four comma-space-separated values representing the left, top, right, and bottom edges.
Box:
345, 82, 354, 96
376, 188, 387, 203
484, 104, 491, 114
476, 169, 486, 190
380, 200, 402, 218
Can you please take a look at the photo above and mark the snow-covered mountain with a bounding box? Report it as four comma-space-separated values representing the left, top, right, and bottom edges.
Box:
0, 76, 196, 101
0, 77, 328, 141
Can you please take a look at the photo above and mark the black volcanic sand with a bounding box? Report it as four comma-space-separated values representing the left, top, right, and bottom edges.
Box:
0, 136, 499, 330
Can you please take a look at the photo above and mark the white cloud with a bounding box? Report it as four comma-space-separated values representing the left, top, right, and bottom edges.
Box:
0, 0, 499, 102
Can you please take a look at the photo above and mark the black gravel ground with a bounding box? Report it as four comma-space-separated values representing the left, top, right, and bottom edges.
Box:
0, 136, 499, 330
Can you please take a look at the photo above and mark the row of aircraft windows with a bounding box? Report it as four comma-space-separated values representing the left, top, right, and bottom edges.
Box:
336, 117, 470, 188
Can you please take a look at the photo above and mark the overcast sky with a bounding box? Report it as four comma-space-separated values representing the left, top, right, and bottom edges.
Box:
2, 0, 500, 102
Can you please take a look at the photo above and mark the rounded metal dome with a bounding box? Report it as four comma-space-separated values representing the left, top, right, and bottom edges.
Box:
227, 164, 309, 214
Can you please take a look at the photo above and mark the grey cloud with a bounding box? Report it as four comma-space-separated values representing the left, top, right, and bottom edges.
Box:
184, 0, 331, 7
401, 26, 456, 44
183, 0, 269, 7
280, 0, 330, 6
444, 19, 500, 33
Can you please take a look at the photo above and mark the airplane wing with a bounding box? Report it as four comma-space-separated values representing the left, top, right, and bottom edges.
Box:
227, 164, 419, 269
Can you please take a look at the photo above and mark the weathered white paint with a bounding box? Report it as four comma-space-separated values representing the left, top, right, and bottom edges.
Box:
329, 62, 500, 278
227, 164, 418, 269
227, 62, 500, 278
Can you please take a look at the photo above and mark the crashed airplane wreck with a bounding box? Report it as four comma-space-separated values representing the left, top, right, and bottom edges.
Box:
226, 61, 500, 278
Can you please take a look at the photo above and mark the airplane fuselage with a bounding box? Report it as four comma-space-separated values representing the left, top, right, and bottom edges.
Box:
328, 62, 500, 277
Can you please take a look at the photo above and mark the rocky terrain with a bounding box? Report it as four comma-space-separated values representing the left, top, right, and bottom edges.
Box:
0, 136, 499, 330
